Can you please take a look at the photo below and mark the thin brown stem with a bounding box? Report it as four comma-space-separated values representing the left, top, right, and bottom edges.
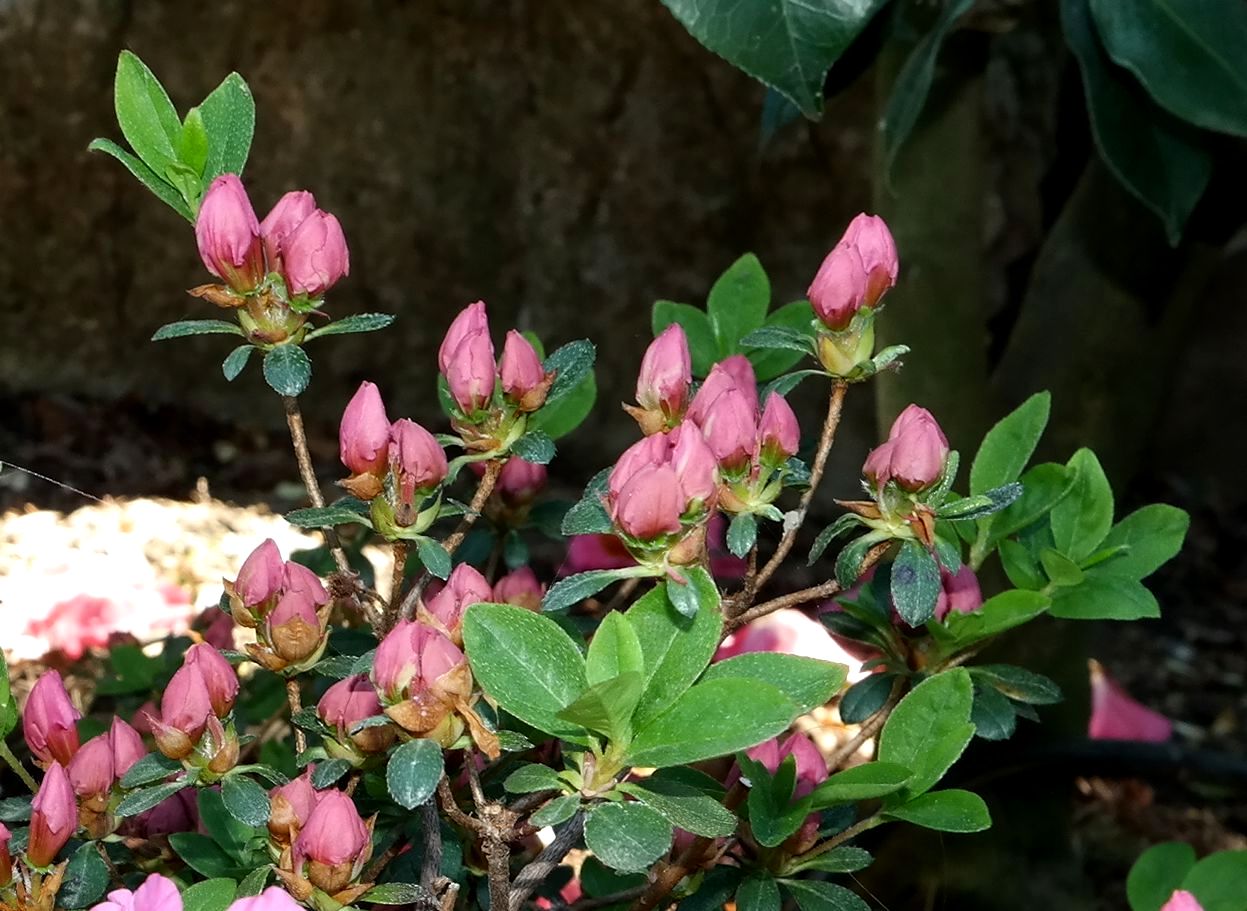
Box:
281, 395, 351, 576
789, 814, 884, 866
285, 678, 307, 755
420, 800, 444, 891
437, 776, 483, 832
398, 460, 503, 622
827, 675, 906, 771
725, 580, 842, 637
387, 540, 409, 628
570, 886, 648, 911
509, 811, 586, 911
729, 382, 848, 615
485, 837, 512, 911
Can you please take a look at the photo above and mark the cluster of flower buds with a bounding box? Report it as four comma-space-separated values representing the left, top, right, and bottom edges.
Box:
606, 424, 718, 566
734, 732, 827, 854
807, 213, 898, 376
438, 302, 553, 451
316, 675, 395, 766
67, 717, 147, 837
339, 381, 449, 539
686, 356, 800, 513
192, 176, 349, 345
226, 539, 332, 673
625, 324, 692, 435
270, 788, 374, 905
147, 644, 241, 780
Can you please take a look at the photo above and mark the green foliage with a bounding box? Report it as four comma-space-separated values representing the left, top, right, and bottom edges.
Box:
702, 653, 847, 715
877, 669, 974, 802
584, 802, 672, 873
1128, 842, 1198, 911
882, 789, 991, 833
261, 345, 312, 396
58, 843, 111, 908
387, 739, 445, 809
626, 580, 722, 726
220, 775, 270, 827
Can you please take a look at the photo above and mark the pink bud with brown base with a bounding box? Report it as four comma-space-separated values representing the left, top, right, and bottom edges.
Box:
863, 404, 949, 493
149, 664, 213, 760
629, 324, 692, 434
500, 331, 552, 412
233, 539, 285, 610
439, 302, 497, 414
196, 175, 265, 293
492, 567, 544, 611
281, 210, 349, 298
338, 382, 391, 500
494, 457, 547, 507
268, 769, 319, 845
185, 643, 239, 717
260, 190, 318, 269
108, 718, 147, 781
67, 733, 115, 804
423, 563, 491, 644
0, 822, 11, 887
293, 790, 372, 896
318, 675, 394, 757
28, 762, 76, 867
390, 419, 448, 508
758, 393, 800, 466
23, 671, 81, 767
372, 620, 472, 740
254, 591, 329, 672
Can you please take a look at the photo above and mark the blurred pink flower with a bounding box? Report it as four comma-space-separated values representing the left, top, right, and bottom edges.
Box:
1089, 662, 1172, 742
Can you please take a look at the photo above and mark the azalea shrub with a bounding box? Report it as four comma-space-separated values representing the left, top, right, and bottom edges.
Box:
0, 53, 1199, 911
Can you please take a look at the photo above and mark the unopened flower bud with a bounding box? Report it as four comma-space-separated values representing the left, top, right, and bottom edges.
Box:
492, 567, 543, 611
261, 190, 318, 268
499, 331, 550, 411
0, 822, 11, 887
635, 325, 692, 421
318, 675, 394, 756
687, 359, 759, 429
611, 465, 684, 540
934, 566, 982, 622
233, 539, 285, 608
758, 393, 800, 465
283, 561, 330, 607
809, 213, 897, 331
265, 591, 328, 666
670, 425, 719, 509
339, 382, 392, 487
108, 717, 147, 782
23, 671, 81, 767
494, 457, 546, 507
28, 762, 76, 867
201, 715, 240, 776
268, 769, 318, 844
372, 620, 471, 739
150, 664, 213, 760
438, 302, 496, 414
67, 733, 114, 802
842, 212, 899, 307
196, 175, 265, 293
294, 790, 371, 895
424, 563, 491, 644
281, 209, 349, 298
697, 385, 757, 473
390, 419, 448, 507
185, 643, 239, 718
862, 404, 949, 493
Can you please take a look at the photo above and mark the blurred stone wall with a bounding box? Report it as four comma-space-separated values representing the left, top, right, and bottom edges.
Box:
0, 0, 877, 471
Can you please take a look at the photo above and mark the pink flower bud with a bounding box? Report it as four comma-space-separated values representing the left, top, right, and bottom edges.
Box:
562, 535, 636, 574
260, 190, 318, 267
611, 464, 684, 540
339, 382, 391, 478
1089, 662, 1172, 742
151, 664, 213, 759
719, 355, 759, 414
318, 675, 382, 734
283, 562, 329, 607
1160, 891, 1204, 911
185, 644, 240, 718
195, 175, 265, 293
608, 433, 669, 495
492, 567, 544, 611
372, 621, 471, 737
438, 302, 496, 414
499, 331, 549, 411
425, 564, 491, 642
670, 425, 719, 507
687, 359, 759, 429
862, 404, 949, 492
0, 821, 11, 887
294, 790, 371, 895
808, 213, 898, 331
108, 718, 147, 781
697, 385, 757, 472
68, 733, 115, 800
758, 394, 800, 464
233, 539, 285, 608
23, 671, 81, 767
265, 592, 327, 665
281, 209, 349, 297
199, 607, 236, 651
268, 769, 319, 843
495, 458, 547, 506
842, 212, 899, 307
389, 419, 448, 506
636, 325, 692, 417
91, 872, 184, 911
28, 762, 76, 867
934, 566, 982, 622
227, 887, 305, 911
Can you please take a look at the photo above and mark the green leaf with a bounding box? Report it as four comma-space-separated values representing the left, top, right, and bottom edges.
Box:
810, 762, 912, 807
221, 775, 270, 827
503, 764, 565, 795
222, 345, 254, 381
116, 778, 192, 817
835, 532, 885, 587
808, 514, 862, 565
727, 512, 758, 558
969, 392, 1050, 496
1050, 574, 1159, 621
884, 789, 991, 833
666, 575, 700, 619
310, 758, 351, 788
557, 672, 643, 744
512, 431, 556, 465
58, 843, 110, 909
707, 253, 770, 355
0, 797, 30, 822
627, 575, 723, 726
561, 489, 614, 536
787, 845, 873, 875
838, 674, 895, 725
701, 653, 847, 715
531, 794, 581, 828
114, 51, 181, 176
1179, 850, 1247, 911
737, 876, 781, 911
544, 340, 596, 405
618, 778, 737, 838
970, 665, 1063, 706
762, 368, 824, 398
658, 0, 889, 118
285, 503, 374, 530
999, 538, 1046, 590
168, 832, 245, 879
891, 540, 941, 625
978, 462, 1075, 549
781, 879, 871, 911
262, 345, 312, 397
628, 678, 797, 767
152, 319, 245, 341
741, 753, 809, 847
1127, 842, 1197, 911
940, 590, 1051, 648
235, 866, 271, 898
1064, 0, 1212, 243
881, 0, 975, 178
1050, 448, 1114, 563
740, 325, 815, 355
586, 611, 646, 686
530, 369, 597, 440
1040, 548, 1086, 587
88, 137, 193, 220
936, 484, 1023, 521
0, 652, 13, 738
584, 802, 673, 873
462, 602, 590, 742
878, 669, 975, 801
387, 739, 445, 809
1096, 504, 1189, 580
197, 787, 255, 860
360, 884, 440, 906
305, 313, 396, 339
177, 108, 210, 178
416, 538, 452, 580
180, 879, 239, 911
1088, 0, 1247, 139
199, 72, 255, 181
543, 568, 649, 612
752, 301, 816, 380
653, 300, 718, 376
970, 683, 1018, 741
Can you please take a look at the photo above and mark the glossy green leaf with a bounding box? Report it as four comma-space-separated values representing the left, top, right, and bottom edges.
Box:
199, 72, 255, 181
168, 833, 245, 879
782, 879, 871, 911
221, 775, 270, 827
999, 538, 1046, 590
544, 340, 596, 405
659, 0, 890, 118
556, 672, 643, 744
969, 392, 1050, 496
387, 739, 445, 809
88, 137, 192, 220
978, 462, 1075, 549
970, 683, 1018, 741
808, 514, 863, 565
543, 567, 652, 613
628, 678, 797, 767
939, 590, 1051, 648
742, 753, 808, 847
180, 880, 238, 911
305, 313, 396, 339
838, 673, 895, 725
177, 107, 209, 176
512, 431, 556, 465
584, 802, 672, 873
708, 253, 770, 356
1050, 573, 1159, 621
701, 652, 847, 715
462, 602, 590, 742
619, 778, 737, 838
737, 876, 781, 911
1050, 448, 1113, 563
58, 843, 110, 909
1096, 504, 1189, 580
810, 762, 912, 807
787, 845, 873, 875
752, 300, 816, 380
285, 503, 373, 530
878, 669, 975, 801
891, 540, 941, 625
152, 319, 245, 341
416, 538, 452, 580
235, 866, 270, 898
530, 369, 597, 440
531, 794, 581, 828
1127, 841, 1196, 911
727, 512, 758, 558
361, 884, 440, 906
503, 764, 565, 795
1178, 850, 1247, 911
970, 665, 1063, 706
884, 789, 991, 832
114, 51, 181, 176
1040, 548, 1086, 587
116, 778, 192, 817
310, 758, 351, 789
586, 611, 645, 686
222, 345, 254, 381
262, 345, 312, 397
197, 787, 255, 860
653, 300, 718, 376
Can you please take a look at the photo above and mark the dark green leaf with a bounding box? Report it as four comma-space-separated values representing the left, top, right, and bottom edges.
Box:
586, 611, 645, 686
462, 602, 590, 742
503, 764, 565, 795
618, 778, 737, 838
1040, 548, 1086, 587
666, 574, 701, 619
978, 462, 1075, 549
999, 538, 1046, 590
222, 345, 254, 381
678, 867, 745, 911
1096, 504, 1189, 580
531, 794, 581, 828
561, 490, 613, 535
152, 320, 245, 341
1049, 574, 1159, 621
741, 753, 808, 847
970, 683, 1017, 741
88, 138, 192, 221
361, 883, 440, 906
878, 669, 975, 800
235, 866, 271, 898
262, 345, 312, 397
762, 368, 824, 398
810, 762, 912, 807
740, 326, 813, 355
702, 653, 847, 715
628, 679, 797, 767
544, 340, 596, 405
512, 431, 556, 465
969, 392, 1050, 496
1127, 842, 1198, 911
1179, 849, 1247, 911
120, 751, 182, 789
808, 515, 862, 565
727, 512, 758, 558
884, 789, 991, 832
58, 843, 110, 909
221, 775, 270, 827
116, 778, 192, 817
168, 833, 245, 879
557, 672, 643, 744
782, 879, 871, 911
387, 739, 445, 809
653, 300, 718, 376
937, 484, 1023, 520
416, 538, 452, 580
311, 654, 357, 680
969, 665, 1063, 706
940, 590, 1051, 647
787, 845, 873, 874
0, 797, 31, 822
180, 879, 239, 911
707, 253, 770, 355
584, 802, 672, 873
835, 533, 885, 588
311, 758, 352, 789
751, 301, 816, 380
197, 788, 255, 860
659, 0, 889, 118
736, 876, 781, 911
531, 368, 597, 440
285, 503, 373, 530
198, 72, 255, 181
891, 540, 941, 626
114, 51, 181, 175
543, 568, 647, 613
0, 652, 13, 738
838, 674, 895, 724
1050, 448, 1113, 562
304, 313, 395, 339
